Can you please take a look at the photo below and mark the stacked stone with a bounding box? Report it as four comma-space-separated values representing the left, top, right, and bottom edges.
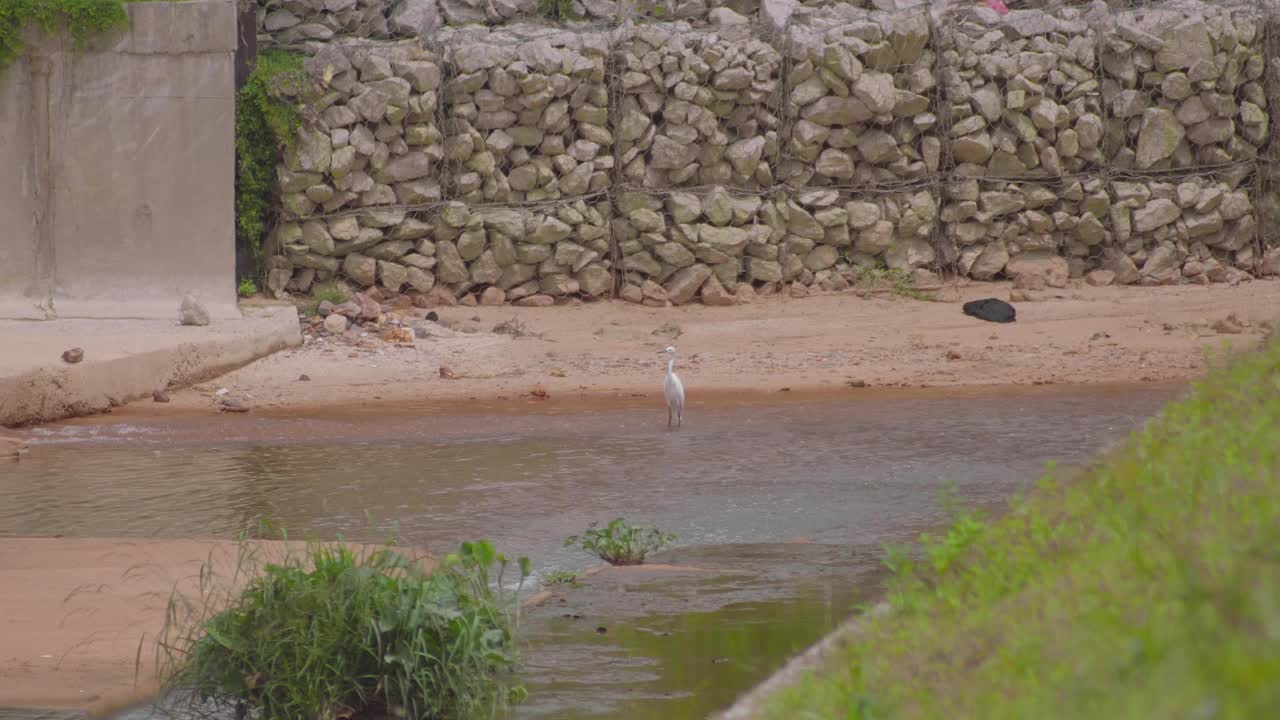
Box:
939, 6, 1104, 179
414, 200, 615, 304
779, 3, 939, 188
271, 43, 447, 294
613, 185, 937, 304
941, 177, 1111, 281
439, 24, 614, 203
259, 0, 437, 43
1103, 172, 1258, 285
615, 22, 783, 190
1100, 0, 1268, 172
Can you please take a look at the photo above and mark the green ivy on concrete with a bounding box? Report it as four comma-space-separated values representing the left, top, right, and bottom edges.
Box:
0, 0, 129, 71
235, 50, 305, 281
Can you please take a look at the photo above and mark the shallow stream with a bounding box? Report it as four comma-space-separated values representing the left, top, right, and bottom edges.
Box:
0, 385, 1174, 718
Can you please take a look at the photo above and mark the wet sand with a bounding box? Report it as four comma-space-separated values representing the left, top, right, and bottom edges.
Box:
101, 282, 1277, 421
0, 538, 432, 714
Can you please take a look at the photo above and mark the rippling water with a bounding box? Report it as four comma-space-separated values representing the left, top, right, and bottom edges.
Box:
2, 385, 1174, 577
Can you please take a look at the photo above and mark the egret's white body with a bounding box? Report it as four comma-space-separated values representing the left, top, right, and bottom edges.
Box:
659, 346, 684, 428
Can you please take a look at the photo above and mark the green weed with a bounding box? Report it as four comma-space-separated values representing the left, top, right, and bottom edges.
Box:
542, 569, 580, 586
0, 0, 128, 71
760, 336, 1280, 719
311, 281, 348, 306
236, 278, 257, 298
536, 0, 576, 21
299, 281, 348, 316
565, 518, 676, 566
235, 49, 306, 284
851, 266, 928, 301
157, 537, 531, 720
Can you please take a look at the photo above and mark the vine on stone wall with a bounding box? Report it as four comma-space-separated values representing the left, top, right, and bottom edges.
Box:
0, 0, 129, 71
235, 49, 305, 281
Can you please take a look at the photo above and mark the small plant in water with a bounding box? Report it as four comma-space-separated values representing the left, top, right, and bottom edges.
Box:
565, 518, 676, 566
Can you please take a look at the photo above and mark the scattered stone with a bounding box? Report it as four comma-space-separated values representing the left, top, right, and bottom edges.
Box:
652, 322, 682, 340
298, 374, 311, 382
1085, 269, 1115, 287
700, 275, 736, 306
218, 397, 250, 413
323, 313, 350, 334
152, 390, 170, 403
61, 348, 84, 364
1212, 315, 1245, 335
179, 293, 210, 326
515, 294, 555, 307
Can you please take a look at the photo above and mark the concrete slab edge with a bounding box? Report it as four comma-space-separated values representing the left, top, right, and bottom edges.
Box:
710, 601, 890, 720
0, 711, 91, 720
0, 307, 301, 428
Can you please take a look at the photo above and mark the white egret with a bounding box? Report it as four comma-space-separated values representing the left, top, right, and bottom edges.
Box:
658, 346, 685, 428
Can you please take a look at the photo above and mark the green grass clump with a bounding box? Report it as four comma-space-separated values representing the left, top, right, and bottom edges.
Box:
542, 569, 580, 586
760, 338, 1280, 719
851, 266, 928, 301
0, 0, 128, 71
159, 539, 531, 720
537, 0, 576, 21
299, 281, 349, 316
236, 278, 257, 298
566, 518, 676, 566
235, 49, 306, 284
311, 280, 349, 306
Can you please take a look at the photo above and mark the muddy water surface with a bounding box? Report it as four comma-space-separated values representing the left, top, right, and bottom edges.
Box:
1, 385, 1174, 719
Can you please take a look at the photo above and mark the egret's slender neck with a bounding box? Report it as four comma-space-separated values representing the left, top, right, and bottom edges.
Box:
666, 356, 676, 375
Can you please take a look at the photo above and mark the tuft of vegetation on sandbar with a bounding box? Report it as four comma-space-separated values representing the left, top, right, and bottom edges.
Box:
760, 337, 1280, 719
566, 517, 676, 566
158, 538, 530, 720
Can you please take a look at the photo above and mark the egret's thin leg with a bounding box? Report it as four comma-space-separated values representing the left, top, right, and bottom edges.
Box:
667, 407, 672, 428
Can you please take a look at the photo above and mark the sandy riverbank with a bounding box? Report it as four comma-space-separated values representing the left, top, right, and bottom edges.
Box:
96, 281, 1280, 420
0, 538, 432, 714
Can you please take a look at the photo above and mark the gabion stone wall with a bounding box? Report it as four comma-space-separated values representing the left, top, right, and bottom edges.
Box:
438, 24, 614, 203
779, 4, 939, 188
615, 22, 783, 190
260, 0, 1280, 306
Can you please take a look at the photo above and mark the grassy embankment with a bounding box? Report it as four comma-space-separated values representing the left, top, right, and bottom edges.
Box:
761, 335, 1280, 719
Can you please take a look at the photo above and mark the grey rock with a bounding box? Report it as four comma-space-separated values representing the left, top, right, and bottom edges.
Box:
1132, 199, 1181, 233
179, 293, 210, 326
665, 264, 713, 305
343, 253, 377, 286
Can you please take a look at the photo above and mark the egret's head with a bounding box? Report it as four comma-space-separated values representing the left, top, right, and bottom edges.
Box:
657, 346, 676, 356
